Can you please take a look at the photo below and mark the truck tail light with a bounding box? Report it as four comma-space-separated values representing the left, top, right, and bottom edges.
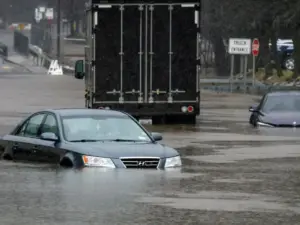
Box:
181, 106, 187, 112
181, 106, 194, 113
187, 106, 194, 113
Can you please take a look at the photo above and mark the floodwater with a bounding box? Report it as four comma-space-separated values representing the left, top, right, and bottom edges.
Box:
0, 74, 300, 224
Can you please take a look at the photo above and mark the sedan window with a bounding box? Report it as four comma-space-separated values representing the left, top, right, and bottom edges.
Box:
61, 115, 151, 142
16, 120, 29, 136
262, 94, 300, 113
40, 114, 58, 136
23, 114, 46, 138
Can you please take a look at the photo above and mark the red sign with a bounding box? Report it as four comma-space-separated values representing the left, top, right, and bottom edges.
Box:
252, 38, 260, 56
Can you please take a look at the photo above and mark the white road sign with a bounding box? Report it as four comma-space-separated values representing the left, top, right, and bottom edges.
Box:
34, 8, 42, 22
45, 8, 54, 20
228, 38, 251, 55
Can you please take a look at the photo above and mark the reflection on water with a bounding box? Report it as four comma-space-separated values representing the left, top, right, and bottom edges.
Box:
145, 121, 300, 139
256, 126, 300, 137
0, 165, 196, 225
137, 191, 300, 214
144, 124, 198, 133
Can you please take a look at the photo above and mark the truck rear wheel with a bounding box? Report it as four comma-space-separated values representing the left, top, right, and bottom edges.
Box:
152, 115, 196, 125
166, 115, 196, 124
152, 116, 166, 125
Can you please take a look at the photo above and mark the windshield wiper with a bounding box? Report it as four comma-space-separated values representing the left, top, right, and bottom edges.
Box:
69, 139, 102, 142
103, 139, 148, 142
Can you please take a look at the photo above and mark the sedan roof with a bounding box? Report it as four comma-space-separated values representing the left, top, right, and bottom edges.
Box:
48, 108, 127, 117
267, 90, 300, 96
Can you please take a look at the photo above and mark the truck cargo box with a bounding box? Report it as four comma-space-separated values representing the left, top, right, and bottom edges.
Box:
78, 0, 200, 123
87, 1, 199, 105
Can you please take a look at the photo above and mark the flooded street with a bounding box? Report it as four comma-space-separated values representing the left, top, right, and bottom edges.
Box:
0, 75, 300, 224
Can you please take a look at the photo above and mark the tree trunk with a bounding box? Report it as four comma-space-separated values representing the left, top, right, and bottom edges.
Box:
210, 32, 228, 76
270, 32, 283, 77
259, 35, 272, 79
292, 29, 300, 78
68, 0, 76, 37
70, 20, 76, 36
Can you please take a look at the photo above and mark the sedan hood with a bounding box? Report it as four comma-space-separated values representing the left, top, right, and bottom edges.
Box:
260, 111, 300, 125
64, 142, 178, 158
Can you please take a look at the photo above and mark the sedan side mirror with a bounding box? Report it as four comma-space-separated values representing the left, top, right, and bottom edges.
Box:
74, 60, 85, 79
151, 132, 163, 141
41, 132, 59, 142
249, 105, 258, 112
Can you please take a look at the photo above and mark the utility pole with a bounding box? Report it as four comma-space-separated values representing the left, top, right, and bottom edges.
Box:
56, 0, 61, 63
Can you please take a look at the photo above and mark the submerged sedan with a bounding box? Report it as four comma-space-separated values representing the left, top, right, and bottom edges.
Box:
249, 90, 300, 127
0, 109, 182, 169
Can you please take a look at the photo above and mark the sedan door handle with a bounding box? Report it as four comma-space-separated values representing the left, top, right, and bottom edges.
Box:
32, 145, 39, 152
12, 143, 19, 149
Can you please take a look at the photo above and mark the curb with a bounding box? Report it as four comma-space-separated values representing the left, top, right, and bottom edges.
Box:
64, 37, 85, 45
3, 58, 33, 73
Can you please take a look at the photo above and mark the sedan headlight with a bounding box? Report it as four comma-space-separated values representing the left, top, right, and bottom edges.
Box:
257, 121, 273, 127
82, 155, 115, 168
165, 156, 182, 168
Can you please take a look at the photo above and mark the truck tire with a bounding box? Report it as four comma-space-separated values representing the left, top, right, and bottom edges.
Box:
60, 152, 83, 168
180, 115, 196, 124
152, 116, 166, 125
152, 115, 196, 125
283, 57, 294, 70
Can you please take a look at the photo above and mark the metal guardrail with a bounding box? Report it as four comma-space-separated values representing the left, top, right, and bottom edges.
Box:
200, 79, 300, 95
28, 44, 74, 74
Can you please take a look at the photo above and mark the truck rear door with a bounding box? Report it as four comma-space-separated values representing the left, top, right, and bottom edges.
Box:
93, 4, 144, 103
92, 2, 199, 104
147, 3, 199, 103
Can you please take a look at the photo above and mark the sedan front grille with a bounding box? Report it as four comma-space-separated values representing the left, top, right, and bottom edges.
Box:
120, 157, 160, 169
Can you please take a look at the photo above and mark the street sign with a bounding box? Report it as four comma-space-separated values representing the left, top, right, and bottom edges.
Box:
34, 8, 43, 22
35, 6, 53, 22
45, 8, 54, 20
39, 7, 46, 12
252, 38, 259, 56
228, 38, 251, 55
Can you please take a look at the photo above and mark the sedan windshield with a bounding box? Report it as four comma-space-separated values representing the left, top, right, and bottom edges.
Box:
262, 94, 300, 113
61, 115, 151, 142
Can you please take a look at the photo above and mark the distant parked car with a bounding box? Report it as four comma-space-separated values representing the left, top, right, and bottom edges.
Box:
275, 39, 294, 70
249, 90, 300, 127
278, 46, 294, 70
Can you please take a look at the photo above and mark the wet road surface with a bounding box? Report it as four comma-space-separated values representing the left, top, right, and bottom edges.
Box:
0, 60, 30, 74
0, 73, 300, 224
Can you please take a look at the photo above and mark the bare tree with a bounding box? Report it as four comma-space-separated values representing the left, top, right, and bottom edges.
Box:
61, 0, 86, 37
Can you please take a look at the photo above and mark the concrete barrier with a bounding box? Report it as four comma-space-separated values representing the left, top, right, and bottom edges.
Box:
28, 44, 74, 74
